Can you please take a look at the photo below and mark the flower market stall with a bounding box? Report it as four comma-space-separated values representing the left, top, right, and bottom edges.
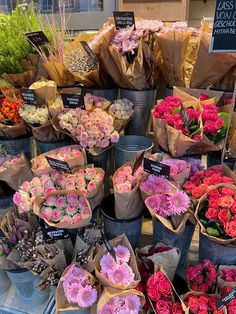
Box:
0, 1, 236, 314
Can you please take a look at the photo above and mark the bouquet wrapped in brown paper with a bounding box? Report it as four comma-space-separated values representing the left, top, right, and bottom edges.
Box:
29, 79, 57, 106
190, 31, 236, 88
113, 162, 144, 219
94, 234, 141, 290
56, 263, 98, 312
97, 287, 145, 313
34, 190, 92, 229
0, 153, 33, 191
31, 145, 86, 176
136, 243, 180, 281
217, 265, 236, 291
213, 65, 236, 92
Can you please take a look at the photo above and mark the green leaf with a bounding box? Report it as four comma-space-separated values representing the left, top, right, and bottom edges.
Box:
207, 226, 221, 237
173, 108, 180, 114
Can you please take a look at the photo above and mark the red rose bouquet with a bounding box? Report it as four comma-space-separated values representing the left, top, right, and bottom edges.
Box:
183, 166, 234, 199
218, 265, 236, 290
219, 286, 236, 314
184, 292, 224, 314
196, 184, 236, 240
147, 271, 184, 314
186, 260, 218, 293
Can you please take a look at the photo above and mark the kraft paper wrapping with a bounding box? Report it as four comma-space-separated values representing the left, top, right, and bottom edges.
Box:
2, 71, 36, 87
72, 235, 95, 273
190, 32, 236, 88
152, 114, 169, 152
157, 30, 191, 87
0, 153, 33, 191
136, 243, 180, 281
94, 234, 141, 290
31, 144, 87, 176
195, 183, 236, 246
217, 265, 236, 291
34, 190, 92, 229
213, 65, 236, 92
56, 263, 97, 313
113, 162, 144, 219
90, 19, 114, 55
44, 62, 75, 87
84, 168, 105, 210
0, 121, 28, 138
29, 80, 57, 106
30, 120, 66, 142
97, 288, 145, 313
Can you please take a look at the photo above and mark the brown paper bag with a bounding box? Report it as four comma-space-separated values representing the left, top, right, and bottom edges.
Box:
44, 62, 75, 87
136, 243, 180, 281
0, 121, 27, 138
113, 162, 144, 219
29, 79, 57, 106
31, 144, 86, 176
34, 190, 92, 229
56, 263, 96, 313
0, 153, 33, 191
190, 32, 236, 88
94, 234, 141, 290
31, 120, 66, 142
97, 287, 145, 312
2, 71, 36, 88
152, 114, 169, 152
195, 183, 236, 245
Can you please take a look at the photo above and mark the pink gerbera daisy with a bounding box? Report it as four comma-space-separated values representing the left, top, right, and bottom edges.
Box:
125, 294, 141, 312
100, 254, 117, 274
109, 264, 134, 285
76, 285, 97, 308
114, 245, 130, 264
168, 191, 190, 215
98, 304, 114, 314
64, 282, 80, 303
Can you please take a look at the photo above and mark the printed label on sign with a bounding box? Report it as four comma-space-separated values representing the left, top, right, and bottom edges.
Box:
210, 0, 236, 52
217, 287, 236, 309
144, 158, 170, 179
25, 31, 49, 47
80, 41, 98, 62
46, 156, 71, 173
43, 227, 70, 242
21, 89, 36, 106
113, 11, 135, 29
61, 93, 85, 109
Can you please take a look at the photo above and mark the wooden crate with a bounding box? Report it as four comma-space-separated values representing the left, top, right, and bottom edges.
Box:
117, 0, 190, 21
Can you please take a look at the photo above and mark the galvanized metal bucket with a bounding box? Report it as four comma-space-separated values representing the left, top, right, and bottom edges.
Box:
0, 183, 14, 210
0, 134, 33, 159
199, 233, 236, 265
6, 269, 49, 305
0, 270, 11, 295
119, 88, 157, 135
0, 195, 13, 209
86, 149, 109, 172
83, 88, 118, 101
153, 220, 195, 274
36, 139, 73, 154
114, 135, 154, 169
101, 194, 143, 249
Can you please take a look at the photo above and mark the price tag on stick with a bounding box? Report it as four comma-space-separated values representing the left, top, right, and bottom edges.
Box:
21, 89, 36, 106
144, 158, 170, 179
25, 31, 49, 47
113, 11, 135, 30
46, 156, 71, 173
217, 287, 236, 309
61, 93, 85, 109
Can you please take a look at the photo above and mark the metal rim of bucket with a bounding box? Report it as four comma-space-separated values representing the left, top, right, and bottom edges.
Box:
119, 88, 157, 92
36, 139, 72, 144
7, 268, 28, 273
114, 135, 154, 153
0, 133, 32, 141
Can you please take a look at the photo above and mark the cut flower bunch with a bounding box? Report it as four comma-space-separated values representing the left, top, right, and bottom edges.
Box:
0, 97, 23, 125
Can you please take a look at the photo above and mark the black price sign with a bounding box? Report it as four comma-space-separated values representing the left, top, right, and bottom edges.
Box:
80, 41, 98, 62
46, 156, 71, 173
113, 11, 135, 30
25, 31, 49, 47
61, 93, 85, 109
210, 0, 236, 52
21, 88, 36, 106
144, 158, 170, 179
217, 287, 236, 309
43, 226, 70, 242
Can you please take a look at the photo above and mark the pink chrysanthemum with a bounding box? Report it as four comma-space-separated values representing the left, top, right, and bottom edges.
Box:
108, 264, 134, 285
114, 245, 130, 264
64, 282, 80, 303
168, 191, 190, 215
100, 254, 117, 274
76, 285, 97, 308
98, 304, 113, 314
126, 294, 142, 312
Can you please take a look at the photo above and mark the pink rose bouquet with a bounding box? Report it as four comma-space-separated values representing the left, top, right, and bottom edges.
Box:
219, 286, 236, 314
147, 271, 184, 314
183, 292, 224, 314
113, 163, 144, 219
84, 93, 111, 111
58, 108, 119, 150
162, 159, 191, 185
35, 192, 92, 229
57, 263, 97, 310
186, 260, 218, 293
0, 154, 21, 172
220, 267, 236, 283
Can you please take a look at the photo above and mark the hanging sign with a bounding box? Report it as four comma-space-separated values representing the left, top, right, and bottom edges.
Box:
217, 287, 236, 309
21, 89, 36, 106
113, 11, 135, 29
61, 93, 85, 109
45, 156, 71, 173
25, 31, 49, 47
144, 158, 170, 179
210, 0, 236, 52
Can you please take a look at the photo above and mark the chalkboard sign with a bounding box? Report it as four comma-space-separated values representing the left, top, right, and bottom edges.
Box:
217, 287, 236, 309
25, 31, 49, 47
144, 158, 170, 179
80, 41, 98, 62
46, 156, 71, 173
43, 226, 70, 242
21, 89, 36, 106
61, 93, 85, 109
113, 11, 135, 30
210, 0, 236, 52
